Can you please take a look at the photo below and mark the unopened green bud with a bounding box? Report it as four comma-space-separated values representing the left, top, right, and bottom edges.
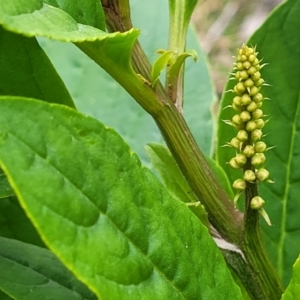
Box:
233, 96, 242, 106
251, 71, 261, 81
245, 47, 255, 56
246, 120, 257, 132
243, 145, 255, 157
254, 141, 267, 153
232, 179, 247, 191
232, 114, 243, 125
243, 61, 251, 69
252, 109, 263, 119
248, 54, 256, 63
247, 101, 258, 112
255, 78, 265, 87
253, 93, 263, 103
239, 70, 249, 80
247, 66, 257, 75
253, 58, 260, 66
256, 168, 270, 181
251, 129, 263, 141
234, 153, 247, 165
230, 137, 241, 149
236, 62, 244, 70
244, 78, 255, 88
250, 196, 265, 210
249, 86, 260, 96
256, 102, 263, 109
237, 130, 248, 141
240, 111, 251, 122
251, 153, 266, 166
243, 170, 256, 182
255, 119, 265, 129
234, 82, 246, 94
241, 94, 252, 105
232, 102, 241, 111
241, 55, 248, 62
228, 157, 242, 169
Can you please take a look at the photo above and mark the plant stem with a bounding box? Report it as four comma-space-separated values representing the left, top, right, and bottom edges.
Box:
100, 1, 284, 298
166, 0, 198, 111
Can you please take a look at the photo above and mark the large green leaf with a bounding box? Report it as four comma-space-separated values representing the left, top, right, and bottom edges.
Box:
0, 0, 166, 125
0, 236, 96, 300
0, 26, 75, 108
0, 97, 242, 299
281, 255, 300, 300
0, 197, 45, 247
216, 0, 300, 285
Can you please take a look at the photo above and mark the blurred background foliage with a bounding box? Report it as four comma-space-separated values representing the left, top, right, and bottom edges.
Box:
192, 0, 282, 98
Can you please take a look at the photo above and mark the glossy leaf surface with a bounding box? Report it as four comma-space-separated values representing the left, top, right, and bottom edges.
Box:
216, 0, 300, 285
0, 97, 242, 299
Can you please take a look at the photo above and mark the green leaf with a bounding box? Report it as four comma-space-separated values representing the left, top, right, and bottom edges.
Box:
168, 49, 198, 83
281, 255, 300, 299
151, 50, 174, 87
0, 170, 13, 199
145, 143, 209, 227
0, 26, 75, 108
43, 0, 106, 31
0, 197, 45, 247
0, 1, 107, 41
0, 290, 12, 300
216, 0, 300, 285
0, 236, 96, 300
0, 97, 242, 299
0, 0, 163, 117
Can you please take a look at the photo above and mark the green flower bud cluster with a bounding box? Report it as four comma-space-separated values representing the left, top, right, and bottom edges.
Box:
224, 45, 272, 222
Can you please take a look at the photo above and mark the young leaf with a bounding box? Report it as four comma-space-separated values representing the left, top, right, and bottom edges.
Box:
0, 27, 75, 108
0, 236, 96, 300
281, 255, 300, 300
0, 97, 243, 299
151, 50, 174, 87
168, 49, 198, 83
43, 0, 106, 30
216, 0, 300, 285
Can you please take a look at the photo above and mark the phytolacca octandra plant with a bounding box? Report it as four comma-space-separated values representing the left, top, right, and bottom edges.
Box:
224, 45, 273, 225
